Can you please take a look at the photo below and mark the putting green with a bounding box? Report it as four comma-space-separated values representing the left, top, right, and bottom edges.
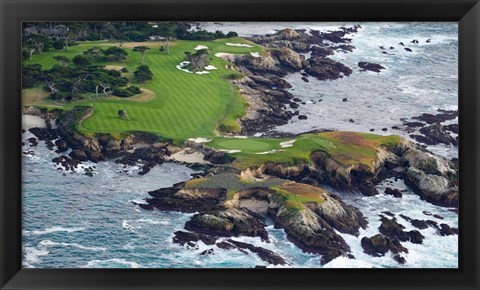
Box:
214, 138, 275, 152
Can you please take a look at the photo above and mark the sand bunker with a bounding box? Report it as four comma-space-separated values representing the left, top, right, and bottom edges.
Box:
177, 61, 216, 75
226, 43, 253, 48
188, 137, 211, 143
204, 65, 218, 70
219, 149, 242, 154
105, 65, 125, 71
280, 140, 296, 148
255, 150, 277, 155
176, 61, 193, 74
166, 148, 210, 164
250, 52, 261, 58
194, 45, 208, 50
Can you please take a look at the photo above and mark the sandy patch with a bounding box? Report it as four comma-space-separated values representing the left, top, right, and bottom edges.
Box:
22, 88, 52, 106
105, 65, 124, 71
219, 149, 241, 153
214, 53, 236, 61
280, 139, 296, 148
255, 150, 277, 155
22, 115, 46, 130
239, 199, 269, 215
194, 45, 208, 50
110, 88, 156, 102
226, 43, 253, 48
176, 61, 212, 75
166, 148, 210, 164
188, 137, 211, 143
204, 65, 218, 70
250, 52, 261, 58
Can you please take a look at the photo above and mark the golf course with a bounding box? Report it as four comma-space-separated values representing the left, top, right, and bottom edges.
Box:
23, 38, 263, 140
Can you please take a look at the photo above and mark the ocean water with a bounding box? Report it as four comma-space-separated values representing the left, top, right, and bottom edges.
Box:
22, 23, 458, 268
202, 22, 458, 159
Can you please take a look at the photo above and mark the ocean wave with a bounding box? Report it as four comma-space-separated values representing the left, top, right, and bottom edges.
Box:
39, 239, 107, 252
24, 226, 85, 236
137, 218, 170, 225
82, 258, 142, 268
23, 246, 49, 264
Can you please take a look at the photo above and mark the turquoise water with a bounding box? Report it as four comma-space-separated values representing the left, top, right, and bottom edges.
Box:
22, 22, 458, 268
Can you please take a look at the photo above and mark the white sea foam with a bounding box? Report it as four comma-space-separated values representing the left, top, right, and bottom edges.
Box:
137, 218, 170, 225
39, 239, 107, 252
25, 226, 85, 236
23, 247, 49, 264
82, 258, 142, 268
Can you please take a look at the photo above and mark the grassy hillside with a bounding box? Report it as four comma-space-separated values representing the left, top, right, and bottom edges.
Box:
23, 38, 262, 140
205, 132, 401, 169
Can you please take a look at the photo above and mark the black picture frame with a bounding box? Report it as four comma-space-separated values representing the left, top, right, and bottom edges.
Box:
1, 0, 479, 289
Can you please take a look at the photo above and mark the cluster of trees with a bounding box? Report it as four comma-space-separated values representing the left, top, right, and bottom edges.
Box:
184, 49, 210, 71
22, 50, 151, 102
23, 22, 239, 60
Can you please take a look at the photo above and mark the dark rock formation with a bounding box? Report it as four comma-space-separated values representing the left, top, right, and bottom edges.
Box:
172, 230, 217, 246
358, 62, 385, 73
420, 123, 454, 145
384, 187, 402, 198
227, 239, 287, 265
361, 233, 408, 259
437, 223, 459, 236
304, 57, 353, 80
184, 208, 269, 241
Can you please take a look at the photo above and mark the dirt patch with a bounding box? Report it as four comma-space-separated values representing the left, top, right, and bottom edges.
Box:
22, 87, 61, 106
105, 65, 124, 71
109, 88, 156, 102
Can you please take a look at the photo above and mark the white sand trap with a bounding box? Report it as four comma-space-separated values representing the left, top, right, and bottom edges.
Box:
255, 150, 277, 155
233, 136, 248, 139
176, 61, 194, 74
254, 133, 263, 137
280, 139, 296, 148
194, 45, 208, 50
250, 52, 261, 58
226, 42, 253, 47
219, 149, 242, 153
166, 149, 211, 164
195, 71, 210, 75
204, 65, 218, 70
188, 137, 211, 143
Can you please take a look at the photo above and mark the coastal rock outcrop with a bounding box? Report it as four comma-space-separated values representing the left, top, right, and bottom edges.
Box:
184, 208, 269, 241
358, 61, 385, 73
304, 57, 353, 80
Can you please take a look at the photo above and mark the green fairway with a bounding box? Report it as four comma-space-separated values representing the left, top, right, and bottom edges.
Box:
24, 38, 262, 140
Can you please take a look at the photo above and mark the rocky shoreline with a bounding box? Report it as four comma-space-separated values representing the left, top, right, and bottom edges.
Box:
216, 25, 373, 135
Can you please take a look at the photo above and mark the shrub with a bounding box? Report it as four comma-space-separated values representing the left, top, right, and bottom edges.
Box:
52, 40, 65, 50
133, 64, 153, 83
120, 67, 129, 73
72, 55, 92, 67
112, 86, 142, 98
